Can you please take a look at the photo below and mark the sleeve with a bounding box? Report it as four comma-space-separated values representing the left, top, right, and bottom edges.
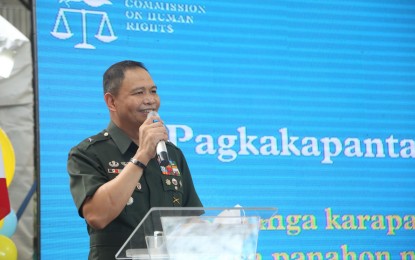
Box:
67, 144, 109, 217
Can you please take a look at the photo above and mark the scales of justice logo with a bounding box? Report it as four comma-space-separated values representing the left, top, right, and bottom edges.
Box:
51, 0, 117, 49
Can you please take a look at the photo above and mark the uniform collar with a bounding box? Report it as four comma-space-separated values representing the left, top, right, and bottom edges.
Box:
106, 121, 135, 154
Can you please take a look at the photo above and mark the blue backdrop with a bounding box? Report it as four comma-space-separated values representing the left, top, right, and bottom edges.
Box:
36, 0, 415, 258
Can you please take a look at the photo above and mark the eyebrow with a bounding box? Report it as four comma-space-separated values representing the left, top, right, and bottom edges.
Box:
130, 85, 157, 92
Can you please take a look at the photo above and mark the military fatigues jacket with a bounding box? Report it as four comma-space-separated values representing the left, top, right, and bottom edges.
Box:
67, 121, 203, 260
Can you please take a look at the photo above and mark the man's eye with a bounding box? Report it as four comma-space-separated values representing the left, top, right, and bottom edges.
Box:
134, 91, 144, 95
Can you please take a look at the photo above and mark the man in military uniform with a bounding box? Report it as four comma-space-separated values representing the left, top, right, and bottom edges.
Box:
67, 60, 203, 259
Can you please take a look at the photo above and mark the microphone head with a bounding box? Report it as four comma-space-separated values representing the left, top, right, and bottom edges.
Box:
147, 110, 159, 120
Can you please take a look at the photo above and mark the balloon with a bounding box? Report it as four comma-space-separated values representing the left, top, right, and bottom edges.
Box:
0, 210, 17, 237
0, 219, 3, 229
0, 128, 15, 187
0, 235, 17, 260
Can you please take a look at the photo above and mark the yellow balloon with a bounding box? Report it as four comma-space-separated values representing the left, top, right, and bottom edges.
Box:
0, 128, 15, 187
0, 235, 18, 260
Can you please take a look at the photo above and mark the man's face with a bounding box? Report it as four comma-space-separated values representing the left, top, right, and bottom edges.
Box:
112, 67, 160, 128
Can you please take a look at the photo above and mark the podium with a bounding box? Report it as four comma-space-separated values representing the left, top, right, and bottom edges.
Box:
116, 207, 277, 260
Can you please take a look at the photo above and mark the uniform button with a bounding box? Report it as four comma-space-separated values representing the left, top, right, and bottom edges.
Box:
104, 132, 109, 136
127, 197, 134, 206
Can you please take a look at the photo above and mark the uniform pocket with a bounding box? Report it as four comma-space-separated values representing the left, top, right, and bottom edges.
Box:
161, 175, 183, 193
161, 175, 183, 206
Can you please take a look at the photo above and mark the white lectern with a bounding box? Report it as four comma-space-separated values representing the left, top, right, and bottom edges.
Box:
116, 207, 277, 260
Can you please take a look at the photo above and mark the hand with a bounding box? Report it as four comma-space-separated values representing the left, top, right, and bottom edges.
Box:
135, 114, 168, 163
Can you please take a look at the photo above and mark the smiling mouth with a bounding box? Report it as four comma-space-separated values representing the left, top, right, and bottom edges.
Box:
141, 109, 155, 115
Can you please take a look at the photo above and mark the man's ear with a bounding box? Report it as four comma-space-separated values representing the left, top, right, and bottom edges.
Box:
104, 92, 116, 111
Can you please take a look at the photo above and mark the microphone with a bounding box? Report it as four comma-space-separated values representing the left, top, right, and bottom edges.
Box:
147, 111, 170, 166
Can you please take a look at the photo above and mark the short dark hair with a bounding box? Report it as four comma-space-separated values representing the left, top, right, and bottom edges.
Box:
103, 60, 148, 96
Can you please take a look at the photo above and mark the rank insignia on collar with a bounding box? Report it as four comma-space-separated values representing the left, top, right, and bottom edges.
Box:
109, 161, 119, 167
